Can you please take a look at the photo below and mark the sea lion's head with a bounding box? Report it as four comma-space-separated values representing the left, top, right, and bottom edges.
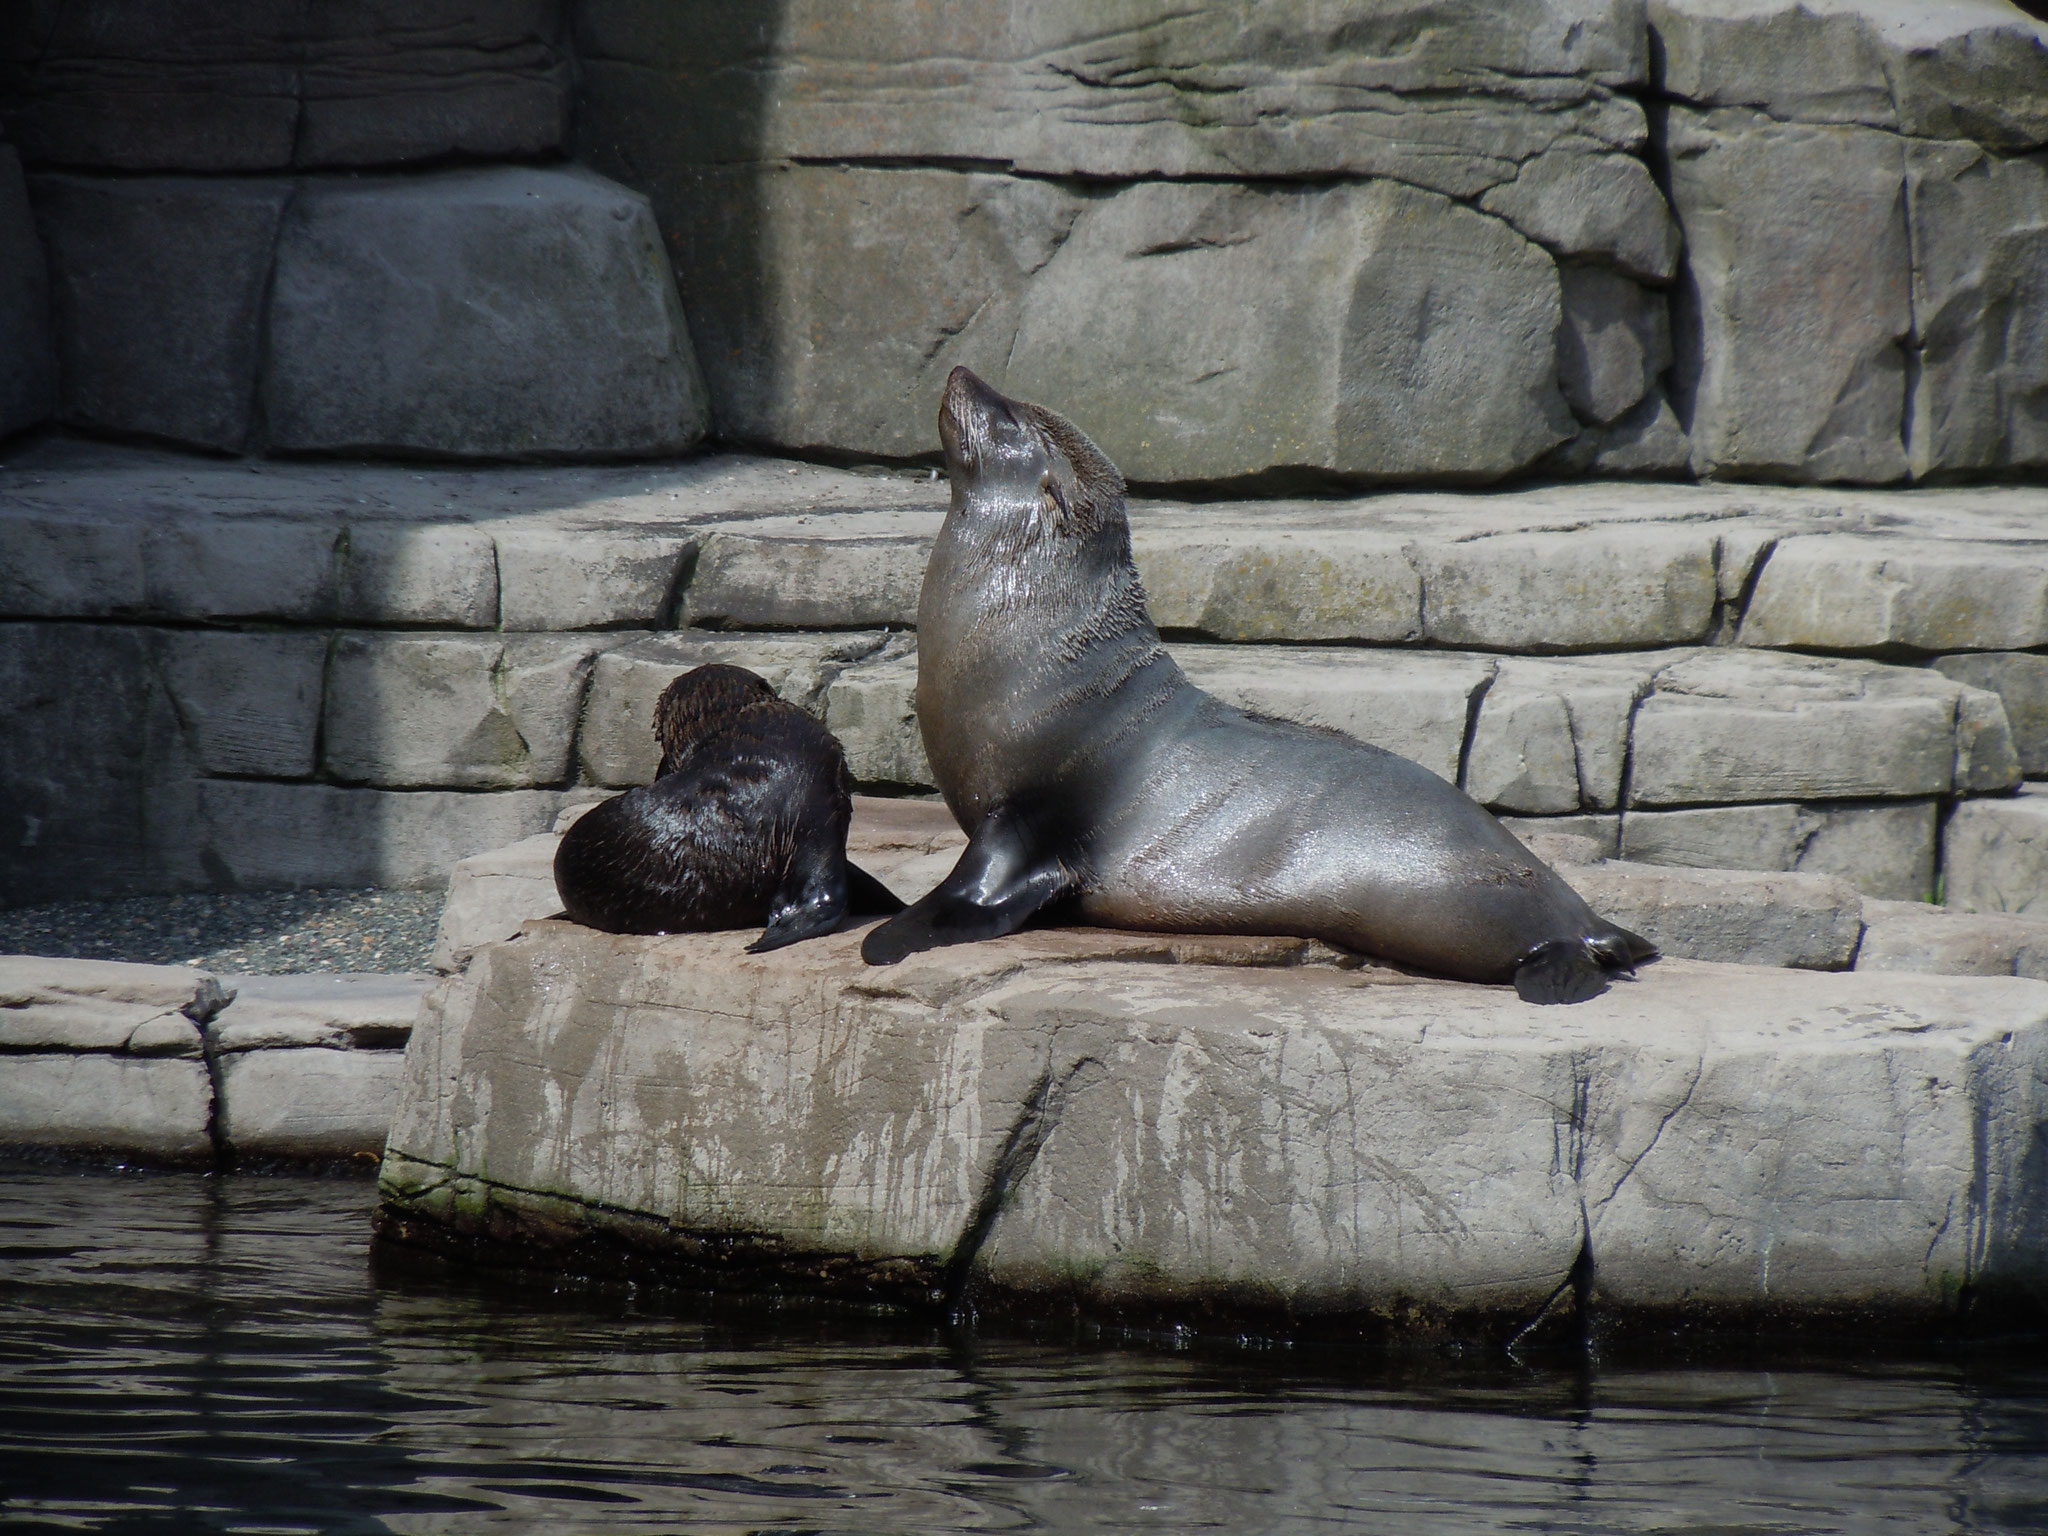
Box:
938, 367, 1125, 546
653, 663, 778, 767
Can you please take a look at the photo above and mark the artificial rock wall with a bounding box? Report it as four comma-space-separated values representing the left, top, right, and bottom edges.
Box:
0, 0, 707, 459
1, 1, 2044, 483
572, 0, 2048, 485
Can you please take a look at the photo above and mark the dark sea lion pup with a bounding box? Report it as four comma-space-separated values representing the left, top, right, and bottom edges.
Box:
555, 664, 903, 951
860, 367, 1654, 1003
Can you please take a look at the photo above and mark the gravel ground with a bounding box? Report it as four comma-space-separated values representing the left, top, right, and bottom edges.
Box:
0, 889, 443, 973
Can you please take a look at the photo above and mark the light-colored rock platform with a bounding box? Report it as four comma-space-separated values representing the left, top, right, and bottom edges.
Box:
378, 915, 2048, 1329
0, 956, 428, 1161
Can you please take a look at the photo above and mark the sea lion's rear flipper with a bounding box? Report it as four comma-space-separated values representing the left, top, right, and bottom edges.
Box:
1515, 923, 1655, 1005
845, 862, 907, 916
1514, 939, 1613, 1005
861, 810, 1071, 966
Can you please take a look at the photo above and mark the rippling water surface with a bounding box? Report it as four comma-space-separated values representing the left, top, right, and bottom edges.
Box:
3, 1168, 2047, 1534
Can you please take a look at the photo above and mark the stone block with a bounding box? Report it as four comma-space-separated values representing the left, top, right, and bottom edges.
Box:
1958, 685, 2026, 792
1945, 788, 2048, 918
1466, 690, 1578, 813
1172, 645, 1494, 788
1662, 105, 1911, 483
139, 513, 342, 623
685, 520, 933, 630
0, 1054, 213, 1158
340, 521, 498, 628
1935, 653, 2048, 777
1468, 656, 1655, 813
1856, 899, 2048, 980
493, 525, 694, 632
0, 623, 175, 902
1907, 140, 2048, 476
845, 795, 965, 905
33, 174, 290, 451
155, 630, 326, 779
1741, 536, 2048, 654
1619, 799, 1939, 902
1555, 265, 1672, 426
0, 955, 213, 1054
1006, 179, 1574, 484
322, 633, 605, 790
382, 920, 2048, 1319
0, 510, 144, 618
217, 1047, 405, 1159
195, 781, 565, 890
579, 632, 890, 786
0, 145, 52, 438
1564, 863, 1864, 969
822, 642, 929, 788
1648, 0, 2048, 152
208, 972, 431, 1053
264, 167, 708, 458
0, 0, 570, 171
1413, 527, 1718, 651
1627, 651, 1967, 805
1128, 520, 1420, 644
430, 833, 563, 973
1496, 814, 1622, 859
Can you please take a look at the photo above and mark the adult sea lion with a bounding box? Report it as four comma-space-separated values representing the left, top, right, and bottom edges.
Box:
860, 368, 1653, 1003
555, 664, 902, 951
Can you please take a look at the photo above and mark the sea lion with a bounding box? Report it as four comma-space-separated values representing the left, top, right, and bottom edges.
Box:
860, 368, 1654, 1003
555, 664, 903, 951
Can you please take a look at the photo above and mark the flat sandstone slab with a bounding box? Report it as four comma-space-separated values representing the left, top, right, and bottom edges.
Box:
379, 919, 2048, 1330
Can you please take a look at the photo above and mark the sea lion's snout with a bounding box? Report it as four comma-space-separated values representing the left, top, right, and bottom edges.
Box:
939, 366, 1033, 482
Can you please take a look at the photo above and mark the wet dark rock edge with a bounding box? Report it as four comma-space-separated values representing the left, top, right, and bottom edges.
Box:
371, 1156, 2048, 1360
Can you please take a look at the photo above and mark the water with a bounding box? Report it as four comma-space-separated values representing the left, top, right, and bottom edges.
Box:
3, 1169, 2046, 1534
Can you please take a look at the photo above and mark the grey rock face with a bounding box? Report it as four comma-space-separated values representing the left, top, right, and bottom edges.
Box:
0, 0, 570, 171
1649, 0, 2048, 152
1006, 180, 1575, 483
0, 146, 53, 438
1556, 265, 1673, 426
576, 0, 1650, 192
1663, 105, 1912, 483
1907, 140, 2048, 477
32, 175, 290, 452
1856, 898, 2048, 980
265, 168, 708, 458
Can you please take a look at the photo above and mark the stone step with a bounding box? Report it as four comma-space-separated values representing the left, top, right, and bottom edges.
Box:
0, 957, 427, 1161
427, 799, 1871, 977
378, 917, 2048, 1329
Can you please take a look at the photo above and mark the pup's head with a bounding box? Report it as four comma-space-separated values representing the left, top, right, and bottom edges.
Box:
938, 367, 1125, 545
653, 663, 778, 767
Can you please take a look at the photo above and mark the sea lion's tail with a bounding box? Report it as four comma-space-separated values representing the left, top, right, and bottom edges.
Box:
1514, 924, 1657, 1006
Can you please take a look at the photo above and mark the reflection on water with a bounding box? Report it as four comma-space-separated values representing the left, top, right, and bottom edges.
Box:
1, 1169, 2046, 1534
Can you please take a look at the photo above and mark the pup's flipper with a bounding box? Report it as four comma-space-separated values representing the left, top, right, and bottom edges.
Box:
861, 808, 1072, 966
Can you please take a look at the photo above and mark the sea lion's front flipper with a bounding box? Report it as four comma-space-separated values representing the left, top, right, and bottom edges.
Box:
748, 874, 849, 953
861, 810, 1071, 966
